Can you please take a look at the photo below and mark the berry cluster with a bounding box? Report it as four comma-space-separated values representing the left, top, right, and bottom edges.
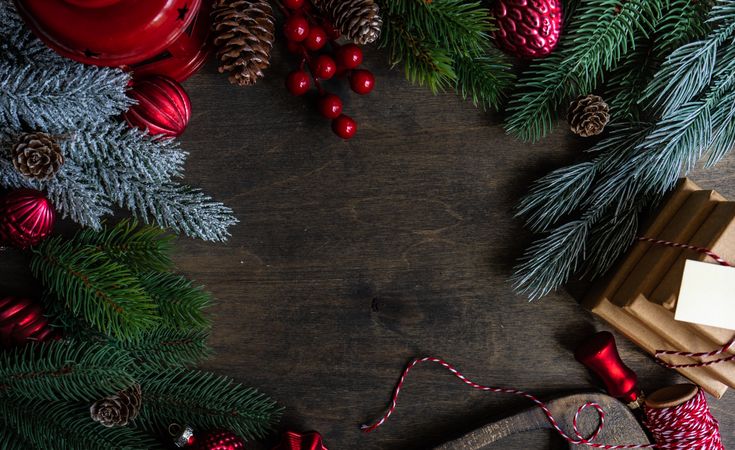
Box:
280, 0, 375, 139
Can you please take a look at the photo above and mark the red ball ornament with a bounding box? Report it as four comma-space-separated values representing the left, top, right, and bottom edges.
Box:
312, 55, 336, 80
197, 430, 245, 450
335, 43, 363, 69
349, 69, 375, 95
0, 189, 55, 249
282, 0, 304, 9
575, 331, 642, 406
14, 0, 212, 81
124, 76, 191, 138
492, 0, 563, 58
283, 15, 310, 42
0, 296, 55, 348
286, 70, 310, 96
331, 114, 356, 139
304, 26, 328, 51
318, 94, 343, 119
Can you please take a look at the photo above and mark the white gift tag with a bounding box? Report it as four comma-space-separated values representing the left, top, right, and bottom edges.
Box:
675, 259, 735, 331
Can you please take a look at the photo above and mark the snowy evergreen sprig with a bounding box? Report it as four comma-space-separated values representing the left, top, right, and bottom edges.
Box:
0, 0, 237, 241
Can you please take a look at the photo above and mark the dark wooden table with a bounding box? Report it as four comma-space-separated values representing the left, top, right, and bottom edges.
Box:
4, 47, 735, 449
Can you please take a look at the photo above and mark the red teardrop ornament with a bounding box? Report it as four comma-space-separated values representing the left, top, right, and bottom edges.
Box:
0, 188, 55, 249
0, 296, 55, 348
124, 76, 192, 138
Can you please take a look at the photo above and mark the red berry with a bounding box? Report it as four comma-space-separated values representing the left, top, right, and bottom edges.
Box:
283, 0, 304, 9
286, 70, 310, 96
332, 114, 357, 139
304, 26, 328, 51
283, 15, 309, 42
336, 44, 363, 69
349, 69, 375, 95
313, 55, 337, 80
318, 94, 343, 119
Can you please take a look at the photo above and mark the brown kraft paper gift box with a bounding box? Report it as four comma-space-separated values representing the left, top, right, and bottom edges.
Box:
583, 179, 728, 397
611, 189, 721, 307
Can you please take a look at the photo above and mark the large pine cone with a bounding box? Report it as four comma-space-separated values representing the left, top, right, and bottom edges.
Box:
568, 95, 610, 137
313, 0, 382, 45
11, 132, 64, 180
212, 0, 275, 86
90, 384, 142, 427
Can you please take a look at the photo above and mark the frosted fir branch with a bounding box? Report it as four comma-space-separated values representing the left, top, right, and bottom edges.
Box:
0, 62, 132, 133
0, 0, 62, 65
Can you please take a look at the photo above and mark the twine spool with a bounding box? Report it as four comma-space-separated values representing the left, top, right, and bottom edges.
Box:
362, 357, 724, 449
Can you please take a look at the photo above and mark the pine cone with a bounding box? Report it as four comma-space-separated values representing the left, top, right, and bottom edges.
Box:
90, 384, 142, 427
11, 132, 64, 180
568, 95, 610, 137
313, 0, 382, 45
212, 0, 275, 86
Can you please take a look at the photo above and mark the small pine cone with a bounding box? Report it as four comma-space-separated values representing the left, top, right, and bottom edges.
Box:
212, 0, 275, 86
11, 132, 64, 180
568, 95, 610, 137
90, 384, 142, 427
313, 0, 382, 45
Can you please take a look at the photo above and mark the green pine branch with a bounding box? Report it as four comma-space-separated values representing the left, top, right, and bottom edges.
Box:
0, 341, 135, 402
75, 219, 174, 273
137, 368, 282, 441
0, 398, 160, 450
139, 271, 211, 331
30, 235, 159, 340
505, 0, 666, 141
116, 328, 211, 367
377, 0, 514, 108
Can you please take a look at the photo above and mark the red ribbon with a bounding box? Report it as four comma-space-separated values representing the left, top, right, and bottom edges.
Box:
272, 431, 328, 450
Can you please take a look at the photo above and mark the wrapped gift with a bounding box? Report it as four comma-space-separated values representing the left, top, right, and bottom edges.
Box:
583, 178, 735, 397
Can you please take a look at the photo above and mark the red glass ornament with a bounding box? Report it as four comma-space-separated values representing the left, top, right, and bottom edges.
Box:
331, 114, 356, 139
286, 70, 310, 96
14, 0, 211, 82
349, 69, 375, 95
575, 331, 641, 405
304, 26, 328, 51
335, 44, 363, 69
0, 189, 55, 249
283, 0, 304, 9
124, 76, 191, 138
0, 296, 55, 348
272, 431, 328, 450
283, 15, 310, 42
313, 55, 337, 80
197, 430, 245, 450
492, 0, 563, 58
318, 94, 343, 119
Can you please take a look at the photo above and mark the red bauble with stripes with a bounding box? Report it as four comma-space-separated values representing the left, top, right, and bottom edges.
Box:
0, 188, 55, 249
0, 296, 55, 348
492, 0, 563, 59
124, 76, 192, 138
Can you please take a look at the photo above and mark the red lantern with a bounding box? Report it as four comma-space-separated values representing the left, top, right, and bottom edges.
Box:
0, 296, 55, 348
124, 76, 191, 137
13, 0, 211, 82
0, 188, 56, 249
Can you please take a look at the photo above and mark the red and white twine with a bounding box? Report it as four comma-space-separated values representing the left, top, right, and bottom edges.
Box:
637, 236, 735, 369
361, 357, 723, 449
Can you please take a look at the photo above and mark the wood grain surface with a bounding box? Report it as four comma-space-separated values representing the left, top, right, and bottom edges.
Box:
2, 47, 735, 449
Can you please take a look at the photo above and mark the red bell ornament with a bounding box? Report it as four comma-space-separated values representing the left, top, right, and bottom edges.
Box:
13, 0, 211, 82
492, 0, 563, 59
575, 331, 642, 407
124, 76, 191, 137
0, 188, 56, 249
0, 296, 55, 348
